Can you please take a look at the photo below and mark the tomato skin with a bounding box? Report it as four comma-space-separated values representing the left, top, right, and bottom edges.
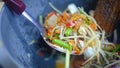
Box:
117, 51, 120, 56
66, 22, 71, 27
66, 21, 75, 27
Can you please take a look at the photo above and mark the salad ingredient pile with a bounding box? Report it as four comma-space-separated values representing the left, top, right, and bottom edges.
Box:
42, 3, 120, 68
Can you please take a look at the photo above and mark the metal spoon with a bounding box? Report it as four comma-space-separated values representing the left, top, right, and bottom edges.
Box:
4, 0, 77, 55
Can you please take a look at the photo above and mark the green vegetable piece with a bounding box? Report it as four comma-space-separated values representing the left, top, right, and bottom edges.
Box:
104, 47, 109, 51
52, 39, 72, 51
80, 11, 84, 14
65, 28, 73, 36
112, 44, 120, 53
47, 35, 50, 39
55, 34, 59, 38
85, 17, 89, 25
39, 15, 43, 25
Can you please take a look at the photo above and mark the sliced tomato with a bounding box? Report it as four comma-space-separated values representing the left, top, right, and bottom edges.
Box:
66, 21, 75, 27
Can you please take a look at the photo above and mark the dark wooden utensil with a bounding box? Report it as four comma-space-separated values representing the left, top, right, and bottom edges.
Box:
94, 0, 120, 36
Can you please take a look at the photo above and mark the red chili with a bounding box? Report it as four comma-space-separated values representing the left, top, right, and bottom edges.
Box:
66, 22, 71, 27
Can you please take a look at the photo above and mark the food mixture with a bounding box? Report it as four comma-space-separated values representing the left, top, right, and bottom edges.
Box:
41, 3, 120, 68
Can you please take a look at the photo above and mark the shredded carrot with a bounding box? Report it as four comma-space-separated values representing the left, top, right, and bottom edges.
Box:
73, 21, 82, 30
70, 14, 81, 21
68, 40, 81, 54
89, 23, 97, 30
57, 12, 68, 24
47, 26, 54, 36
57, 16, 62, 23
47, 32, 51, 36
62, 12, 68, 22
57, 16, 66, 25
55, 29, 60, 34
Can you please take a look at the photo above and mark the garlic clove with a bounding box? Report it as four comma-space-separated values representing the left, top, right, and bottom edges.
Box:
68, 4, 78, 14
84, 47, 95, 58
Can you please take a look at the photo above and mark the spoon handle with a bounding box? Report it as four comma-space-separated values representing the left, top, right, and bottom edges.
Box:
22, 11, 44, 36
4, 0, 45, 36
3, 0, 26, 15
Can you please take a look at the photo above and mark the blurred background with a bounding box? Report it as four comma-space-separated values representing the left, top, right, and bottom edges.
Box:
0, 1, 18, 68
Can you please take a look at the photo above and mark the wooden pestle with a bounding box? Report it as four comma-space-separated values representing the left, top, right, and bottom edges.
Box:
94, 0, 120, 36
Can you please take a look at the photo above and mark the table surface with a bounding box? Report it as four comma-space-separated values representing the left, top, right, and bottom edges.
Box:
0, 2, 19, 68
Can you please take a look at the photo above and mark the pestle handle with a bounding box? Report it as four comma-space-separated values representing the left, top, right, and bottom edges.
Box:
3, 0, 26, 15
